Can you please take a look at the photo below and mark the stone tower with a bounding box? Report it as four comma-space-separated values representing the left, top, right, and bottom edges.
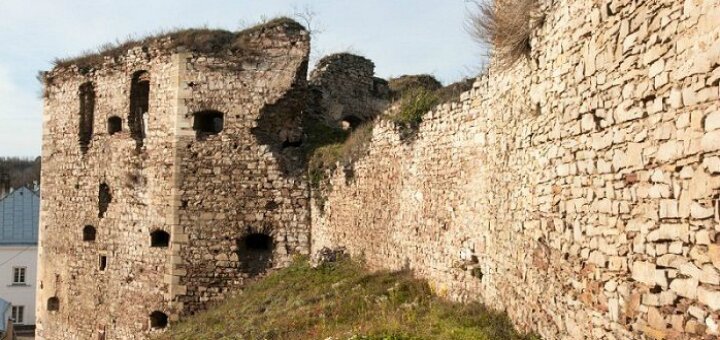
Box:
36, 19, 311, 339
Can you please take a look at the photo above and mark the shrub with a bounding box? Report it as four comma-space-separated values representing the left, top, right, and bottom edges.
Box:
387, 75, 442, 101
468, 0, 544, 69
389, 88, 439, 139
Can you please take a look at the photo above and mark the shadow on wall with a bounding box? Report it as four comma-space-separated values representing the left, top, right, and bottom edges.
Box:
251, 83, 319, 177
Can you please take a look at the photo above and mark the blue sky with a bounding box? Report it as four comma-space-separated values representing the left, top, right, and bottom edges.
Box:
0, 0, 485, 157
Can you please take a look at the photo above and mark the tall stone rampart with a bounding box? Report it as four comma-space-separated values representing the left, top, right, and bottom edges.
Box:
312, 0, 720, 338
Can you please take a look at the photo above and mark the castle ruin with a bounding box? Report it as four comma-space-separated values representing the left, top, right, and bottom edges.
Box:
37, 0, 720, 338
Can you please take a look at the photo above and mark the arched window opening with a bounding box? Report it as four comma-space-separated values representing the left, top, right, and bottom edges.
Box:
47, 297, 60, 311
236, 233, 274, 276
108, 116, 122, 135
78, 82, 96, 153
341, 115, 363, 130
149, 311, 168, 329
83, 225, 96, 242
192, 111, 224, 139
130, 71, 150, 149
98, 183, 112, 218
150, 230, 170, 248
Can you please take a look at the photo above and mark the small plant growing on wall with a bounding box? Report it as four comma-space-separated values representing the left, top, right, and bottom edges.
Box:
389, 88, 439, 140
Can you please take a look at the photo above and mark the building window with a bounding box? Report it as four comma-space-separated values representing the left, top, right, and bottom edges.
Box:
150, 230, 170, 248
47, 297, 60, 311
12, 267, 26, 285
98, 183, 112, 218
130, 70, 150, 149
192, 110, 224, 139
79, 82, 96, 154
99, 255, 107, 271
108, 116, 122, 135
11, 306, 24, 324
83, 225, 97, 242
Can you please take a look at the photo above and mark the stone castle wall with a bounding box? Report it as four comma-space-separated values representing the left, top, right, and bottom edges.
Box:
312, 0, 720, 339
37, 51, 180, 340
37, 22, 311, 339
173, 27, 312, 314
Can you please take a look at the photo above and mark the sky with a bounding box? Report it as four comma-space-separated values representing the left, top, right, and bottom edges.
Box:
0, 0, 486, 158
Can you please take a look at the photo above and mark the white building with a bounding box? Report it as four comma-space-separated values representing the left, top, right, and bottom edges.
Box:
0, 187, 39, 331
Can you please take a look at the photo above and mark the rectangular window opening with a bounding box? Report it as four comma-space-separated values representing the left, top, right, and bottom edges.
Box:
99, 255, 107, 271
12, 267, 27, 285
11, 305, 24, 324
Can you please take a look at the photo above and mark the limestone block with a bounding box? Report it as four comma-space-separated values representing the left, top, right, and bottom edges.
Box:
659, 199, 680, 218
689, 169, 713, 199
680, 262, 703, 279
670, 88, 683, 109
699, 286, 720, 311
709, 245, 720, 270
632, 261, 657, 285
702, 130, 720, 151
669, 277, 698, 299
656, 141, 681, 163
703, 156, 720, 174
688, 305, 707, 320
657, 254, 689, 269
705, 112, 720, 132
690, 202, 714, 219
626, 143, 645, 167
701, 265, 720, 285
683, 87, 698, 106
647, 224, 689, 242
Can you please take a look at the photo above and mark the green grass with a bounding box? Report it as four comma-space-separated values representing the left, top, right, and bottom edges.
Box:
157, 257, 539, 340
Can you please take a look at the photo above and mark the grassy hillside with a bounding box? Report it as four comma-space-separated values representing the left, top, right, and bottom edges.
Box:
158, 258, 538, 340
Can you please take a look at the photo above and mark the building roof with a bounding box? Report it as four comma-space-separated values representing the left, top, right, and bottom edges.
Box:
0, 187, 39, 245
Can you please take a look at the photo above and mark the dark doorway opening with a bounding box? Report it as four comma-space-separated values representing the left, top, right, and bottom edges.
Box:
236, 233, 274, 276
149, 311, 168, 329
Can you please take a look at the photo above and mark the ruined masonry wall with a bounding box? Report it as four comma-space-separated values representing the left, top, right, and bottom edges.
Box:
312, 0, 720, 338
309, 53, 389, 125
37, 23, 312, 340
37, 52, 179, 340
174, 33, 311, 313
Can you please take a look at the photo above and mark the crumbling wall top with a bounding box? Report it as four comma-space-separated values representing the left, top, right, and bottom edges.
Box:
46, 17, 308, 77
